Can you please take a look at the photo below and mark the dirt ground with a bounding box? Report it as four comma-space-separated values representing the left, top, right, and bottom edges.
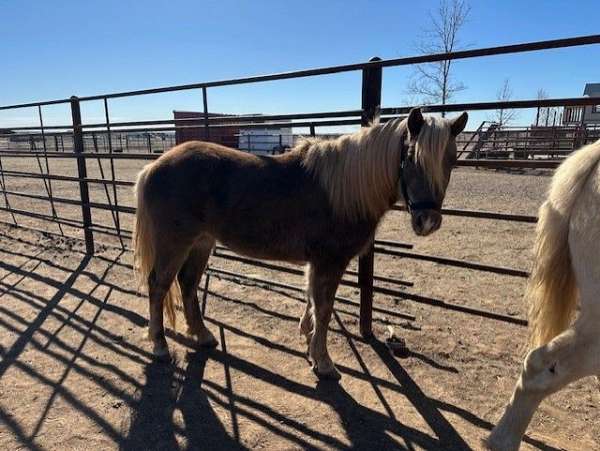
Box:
0, 164, 598, 450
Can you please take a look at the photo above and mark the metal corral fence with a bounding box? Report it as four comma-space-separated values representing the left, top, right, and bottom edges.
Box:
459, 121, 600, 160
1, 34, 600, 337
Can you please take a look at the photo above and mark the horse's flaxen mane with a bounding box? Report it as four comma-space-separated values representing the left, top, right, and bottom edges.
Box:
300, 115, 451, 220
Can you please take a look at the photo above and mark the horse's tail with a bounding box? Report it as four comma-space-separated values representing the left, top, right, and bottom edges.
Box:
133, 163, 181, 329
527, 139, 600, 349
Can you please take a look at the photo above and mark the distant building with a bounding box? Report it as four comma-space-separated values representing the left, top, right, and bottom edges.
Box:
238, 125, 293, 154
562, 83, 600, 125
173, 111, 292, 154
173, 111, 240, 148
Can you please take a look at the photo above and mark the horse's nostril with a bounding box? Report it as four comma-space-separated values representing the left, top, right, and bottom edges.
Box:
415, 215, 424, 230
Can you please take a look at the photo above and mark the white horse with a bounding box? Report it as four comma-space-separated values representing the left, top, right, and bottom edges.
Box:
487, 139, 600, 450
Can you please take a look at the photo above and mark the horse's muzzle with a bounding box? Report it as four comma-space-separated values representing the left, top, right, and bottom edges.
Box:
411, 210, 442, 236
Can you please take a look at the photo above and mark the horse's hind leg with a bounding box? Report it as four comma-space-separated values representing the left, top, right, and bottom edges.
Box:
148, 242, 191, 358
177, 236, 217, 348
306, 261, 346, 380
487, 319, 600, 451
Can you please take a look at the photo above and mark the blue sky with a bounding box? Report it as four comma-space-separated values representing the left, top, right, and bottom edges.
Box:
1, 0, 599, 129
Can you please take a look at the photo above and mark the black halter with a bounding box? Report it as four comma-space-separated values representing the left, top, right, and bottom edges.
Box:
399, 132, 439, 213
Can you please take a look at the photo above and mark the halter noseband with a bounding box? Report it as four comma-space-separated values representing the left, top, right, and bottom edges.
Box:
399, 131, 439, 214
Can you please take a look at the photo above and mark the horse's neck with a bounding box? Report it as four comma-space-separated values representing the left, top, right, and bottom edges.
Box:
334, 121, 403, 221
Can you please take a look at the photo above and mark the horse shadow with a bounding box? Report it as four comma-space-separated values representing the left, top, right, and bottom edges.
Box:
122, 350, 246, 451
315, 379, 443, 450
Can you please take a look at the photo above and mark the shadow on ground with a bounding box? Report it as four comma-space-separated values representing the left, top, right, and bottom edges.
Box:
0, 230, 562, 450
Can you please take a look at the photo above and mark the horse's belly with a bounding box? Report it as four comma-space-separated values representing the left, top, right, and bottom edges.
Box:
215, 224, 308, 263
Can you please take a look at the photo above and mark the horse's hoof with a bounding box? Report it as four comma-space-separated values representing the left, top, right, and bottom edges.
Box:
480, 437, 494, 450
152, 345, 171, 362
196, 329, 218, 348
312, 364, 342, 381
484, 434, 518, 451
198, 335, 219, 349
188, 327, 218, 349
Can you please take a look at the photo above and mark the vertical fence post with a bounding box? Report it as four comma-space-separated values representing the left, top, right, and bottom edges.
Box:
202, 87, 210, 142
70, 96, 94, 254
358, 56, 382, 338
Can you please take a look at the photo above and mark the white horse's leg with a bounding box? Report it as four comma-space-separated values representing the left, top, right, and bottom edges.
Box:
488, 165, 600, 450
487, 318, 600, 451
306, 262, 345, 380
177, 237, 217, 348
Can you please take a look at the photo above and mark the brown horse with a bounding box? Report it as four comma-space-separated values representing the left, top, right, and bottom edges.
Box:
133, 108, 467, 379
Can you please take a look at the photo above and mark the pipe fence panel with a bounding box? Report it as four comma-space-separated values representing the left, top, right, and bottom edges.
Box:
1, 33, 599, 334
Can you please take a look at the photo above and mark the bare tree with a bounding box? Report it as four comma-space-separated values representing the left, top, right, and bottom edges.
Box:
491, 78, 518, 126
407, 0, 471, 116
536, 88, 550, 126
535, 89, 562, 126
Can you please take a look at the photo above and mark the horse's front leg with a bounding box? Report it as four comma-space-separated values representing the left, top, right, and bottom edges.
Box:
299, 272, 314, 353
306, 261, 346, 380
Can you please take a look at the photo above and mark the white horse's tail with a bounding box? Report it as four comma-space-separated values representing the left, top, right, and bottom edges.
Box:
527, 139, 600, 348
133, 164, 180, 328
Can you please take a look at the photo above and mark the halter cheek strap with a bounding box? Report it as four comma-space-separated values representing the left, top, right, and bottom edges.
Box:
399, 132, 439, 213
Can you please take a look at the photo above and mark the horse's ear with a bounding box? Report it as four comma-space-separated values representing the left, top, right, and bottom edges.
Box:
450, 112, 468, 136
407, 108, 424, 137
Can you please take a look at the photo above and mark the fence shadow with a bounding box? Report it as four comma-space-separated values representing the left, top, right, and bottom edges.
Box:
0, 238, 561, 451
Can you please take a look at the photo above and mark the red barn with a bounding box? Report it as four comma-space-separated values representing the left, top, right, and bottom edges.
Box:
173, 111, 240, 148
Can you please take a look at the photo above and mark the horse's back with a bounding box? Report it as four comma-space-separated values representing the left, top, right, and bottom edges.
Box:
143, 141, 297, 203
149, 140, 263, 180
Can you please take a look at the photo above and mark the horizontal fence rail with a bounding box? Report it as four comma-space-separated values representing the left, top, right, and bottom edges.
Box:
1, 33, 599, 335
3, 33, 598, 110
3, 96, 599, 138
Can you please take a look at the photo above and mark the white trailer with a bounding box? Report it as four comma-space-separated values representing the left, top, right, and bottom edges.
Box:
238, 126, 293, 154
